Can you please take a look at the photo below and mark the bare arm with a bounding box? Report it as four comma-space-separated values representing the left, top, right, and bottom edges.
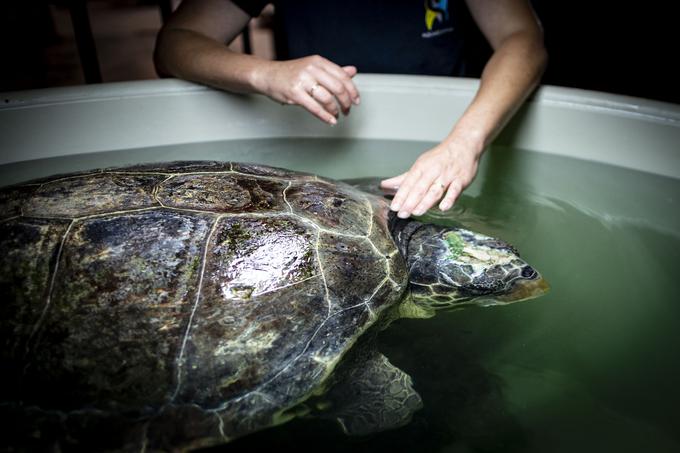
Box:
154, 0, 360, 124
155, 0, 255, 91
382, 0, 548, 218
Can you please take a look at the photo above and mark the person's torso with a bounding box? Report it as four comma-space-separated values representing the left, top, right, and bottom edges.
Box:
273, 0, 467, 76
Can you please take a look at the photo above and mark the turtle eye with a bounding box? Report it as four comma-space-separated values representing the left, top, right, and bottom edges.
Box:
521, 266, 538, 279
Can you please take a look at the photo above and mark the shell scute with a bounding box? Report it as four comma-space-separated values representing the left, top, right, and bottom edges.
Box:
285, 180, 372, 236
23, 173, 164, 218
157, 174, 289, 213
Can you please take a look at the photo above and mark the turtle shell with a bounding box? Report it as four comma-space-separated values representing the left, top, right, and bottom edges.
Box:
0, 162, 408, 450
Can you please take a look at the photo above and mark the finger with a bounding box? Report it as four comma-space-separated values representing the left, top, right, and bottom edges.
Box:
380, 173, 406, 190
310, 67, 353, 114
342, 65, 358, 77
341, 66, 360, 104
438, 179, 463, 211
388, 169, 420, 212
321, 62, 361, 106
412, 180, 447, 216
291, 88, 337, 125
325, 62, 360, 101
396, 173, 438, 218
309, 84, 340, 117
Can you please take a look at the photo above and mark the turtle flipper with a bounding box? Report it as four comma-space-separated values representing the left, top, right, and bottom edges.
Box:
316, 348, 423, 436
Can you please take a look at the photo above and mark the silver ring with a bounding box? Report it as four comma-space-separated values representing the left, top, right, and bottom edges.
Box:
309, 83, 320, 97
434, 180, 446, 190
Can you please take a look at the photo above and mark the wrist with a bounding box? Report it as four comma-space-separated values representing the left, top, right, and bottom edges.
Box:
443, 129, 486, 160
245, 58, 273, 95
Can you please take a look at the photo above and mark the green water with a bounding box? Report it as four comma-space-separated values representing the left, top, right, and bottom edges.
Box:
2, 138, 679, 452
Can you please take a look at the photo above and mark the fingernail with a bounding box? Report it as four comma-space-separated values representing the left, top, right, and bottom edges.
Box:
439, 201, 451, 210
413, 208, 425, 216
397, 210, 410, 219
390, 201, 401, 211
354, 97, 361, 105
328, 117, 337, 125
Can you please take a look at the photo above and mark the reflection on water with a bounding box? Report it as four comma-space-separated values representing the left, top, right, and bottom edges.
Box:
1, 139, 679, 452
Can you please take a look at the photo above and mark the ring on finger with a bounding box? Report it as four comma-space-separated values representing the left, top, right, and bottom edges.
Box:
433, 180, 447, 190
309, 83, 321, 98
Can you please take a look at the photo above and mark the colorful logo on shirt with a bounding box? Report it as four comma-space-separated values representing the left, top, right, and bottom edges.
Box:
423, 0, 453, 38
424, 0, 449, 31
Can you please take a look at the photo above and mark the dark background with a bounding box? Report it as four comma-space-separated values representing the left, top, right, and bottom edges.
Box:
1, 0, 678, 104
463, 0, 679, 104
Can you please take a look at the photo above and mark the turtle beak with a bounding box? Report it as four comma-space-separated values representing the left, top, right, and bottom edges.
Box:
495, 274, 550, 304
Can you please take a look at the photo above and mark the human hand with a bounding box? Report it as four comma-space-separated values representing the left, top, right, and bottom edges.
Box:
380, 138, 482, 218
254, 55, 361, 125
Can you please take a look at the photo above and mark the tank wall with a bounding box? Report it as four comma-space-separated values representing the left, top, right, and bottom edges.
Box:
1, 75, 679, 179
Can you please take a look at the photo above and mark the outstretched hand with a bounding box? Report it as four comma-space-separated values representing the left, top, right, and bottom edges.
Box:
380, 138, 482, 218
255, 55, 361, 125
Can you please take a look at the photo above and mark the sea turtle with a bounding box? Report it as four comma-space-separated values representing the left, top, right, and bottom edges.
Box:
0, 161, 547, 451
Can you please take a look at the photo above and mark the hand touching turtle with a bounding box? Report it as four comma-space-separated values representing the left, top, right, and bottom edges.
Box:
381, 132, 483, 218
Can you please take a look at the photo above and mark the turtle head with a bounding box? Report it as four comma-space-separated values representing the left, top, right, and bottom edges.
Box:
389, 214, 548, 311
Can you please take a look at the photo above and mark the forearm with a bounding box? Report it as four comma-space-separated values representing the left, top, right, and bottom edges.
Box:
445, 31, 548, 154
154, 27, 268, 94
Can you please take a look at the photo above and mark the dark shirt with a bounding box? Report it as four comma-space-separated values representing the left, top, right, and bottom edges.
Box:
233, 0, 468, 76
